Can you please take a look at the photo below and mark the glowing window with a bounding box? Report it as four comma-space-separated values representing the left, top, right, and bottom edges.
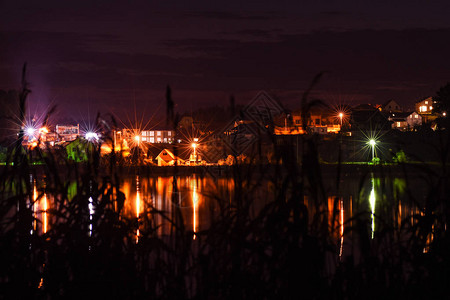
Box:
150, 137, 154, 143
415, 115, 418, 119
150, 131, 154, 136
397, 122, 401, 127
168, 131, 172, 136
425, 101, 428, 104
157, 131, 161, 136
157, 137, 162, 142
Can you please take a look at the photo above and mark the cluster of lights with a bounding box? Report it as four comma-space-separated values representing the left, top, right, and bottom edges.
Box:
25, 126, 37, 138
24, 125, 49, 147
85, 131, 99, 142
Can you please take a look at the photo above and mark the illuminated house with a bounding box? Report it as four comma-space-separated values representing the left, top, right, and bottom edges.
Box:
66, 137, 94, 162
141, 129, 175, 143
156, 149, 185, 166
415, 97, 437, 123
56, 124, 79, 142
389, 111, 422, 131
121, 128, 175, 145
283, 107, 340, 135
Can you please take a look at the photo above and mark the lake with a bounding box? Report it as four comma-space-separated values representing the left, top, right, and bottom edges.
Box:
29, 165, 433, 258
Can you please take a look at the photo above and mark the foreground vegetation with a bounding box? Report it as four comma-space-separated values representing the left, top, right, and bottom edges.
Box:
2, 72, 450, 299
1, 121, 450, 299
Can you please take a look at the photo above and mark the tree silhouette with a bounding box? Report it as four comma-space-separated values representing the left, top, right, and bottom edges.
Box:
433, 82, 450, 115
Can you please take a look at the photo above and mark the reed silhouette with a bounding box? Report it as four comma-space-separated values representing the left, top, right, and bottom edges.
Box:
1, 71, 450, 299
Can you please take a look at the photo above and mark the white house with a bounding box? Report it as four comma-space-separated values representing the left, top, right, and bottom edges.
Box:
156, 149, 185, 166
389, 112, 422, 131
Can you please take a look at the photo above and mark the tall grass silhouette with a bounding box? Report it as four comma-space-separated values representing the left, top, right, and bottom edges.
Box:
1, 69, 450, 299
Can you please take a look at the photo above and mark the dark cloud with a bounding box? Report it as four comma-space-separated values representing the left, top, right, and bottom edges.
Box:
223, 29, 275, 39
319, 11, 350, 16
181, 11, 274, 21
2, 24, 450, 121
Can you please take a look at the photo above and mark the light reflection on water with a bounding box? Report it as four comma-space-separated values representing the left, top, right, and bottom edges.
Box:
369, 178, 376, 239
31, 177, 49, 236
122, 175, 210, 236
30, 173, 424, 257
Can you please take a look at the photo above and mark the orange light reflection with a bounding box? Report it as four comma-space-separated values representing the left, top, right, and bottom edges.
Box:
136, 175, 141, 243
191, 176, 199, 239
42, 193, 48, 234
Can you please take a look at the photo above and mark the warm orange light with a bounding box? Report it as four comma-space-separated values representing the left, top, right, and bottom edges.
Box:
134, 135, 140, 142
136, 176, 141, 243
43, 193, 48, 234
340, 200, 344, 237
33, 182, 38, 231
191, 143, 197, 149
39, 127, 48, 134
191, 176, 199, 239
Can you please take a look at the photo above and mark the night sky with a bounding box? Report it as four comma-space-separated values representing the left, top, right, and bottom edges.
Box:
2, 0, 450, 123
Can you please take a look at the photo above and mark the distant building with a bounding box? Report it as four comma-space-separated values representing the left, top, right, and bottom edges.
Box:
382, 100, 402, 113
406, 111, 423, 128
156, 148, 185, 166
141, 129, 175, 143
122, 128, 175, 144
287, 107, 340, 134
56, 124, 79, 142
350, 106, 392, 132
389, 111, 422, 131
415, 97, 434, 114
415, 97, 437, 123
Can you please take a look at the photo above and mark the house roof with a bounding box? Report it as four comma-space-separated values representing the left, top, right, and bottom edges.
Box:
415, 96, 433, 104
382, 99, 402, 110
156, 148, 186, 162
351, 109, 391, 125
157, 149, 176, 163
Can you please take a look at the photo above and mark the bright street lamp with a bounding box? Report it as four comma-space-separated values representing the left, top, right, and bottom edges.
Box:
192, 140, 198, 164
369, 139, 376, 161
192, 142, 197, 157
85, 131, 99, 142
26, 126, 36, 138
339, 112, 343, 126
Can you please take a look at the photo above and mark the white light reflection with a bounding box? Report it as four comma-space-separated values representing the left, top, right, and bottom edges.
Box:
192, 176, 199, 239
88, 196, 94, 237
369, 179, 376, 239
